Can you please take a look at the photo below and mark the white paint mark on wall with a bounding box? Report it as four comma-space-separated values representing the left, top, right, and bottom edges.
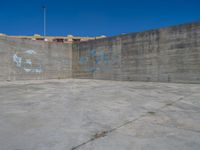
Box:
24, 68, 32, 73
13, 49, 43, 74
24, 67, 43, 73
25, 59, 32, 65
34, 66, 43, 73
13, 54, 22, 67
25, 50, 37, 55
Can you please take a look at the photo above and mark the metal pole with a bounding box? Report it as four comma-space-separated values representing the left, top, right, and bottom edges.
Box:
43, 5, 46, 39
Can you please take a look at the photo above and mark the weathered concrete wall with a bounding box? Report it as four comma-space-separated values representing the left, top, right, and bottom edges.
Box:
73, 22, 200, 83
0, 37, 72, 81
72, 38, 122, 80
0, 22, 199, 83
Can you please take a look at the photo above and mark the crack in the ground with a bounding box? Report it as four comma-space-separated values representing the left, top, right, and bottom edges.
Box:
71, 115, 146, 150
71, 93, 194, 150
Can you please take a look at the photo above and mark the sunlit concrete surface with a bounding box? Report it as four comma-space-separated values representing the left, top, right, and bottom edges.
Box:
0, 79, 200, 150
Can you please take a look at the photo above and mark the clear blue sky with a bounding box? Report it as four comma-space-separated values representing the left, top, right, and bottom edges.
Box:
0, 0, 199, 36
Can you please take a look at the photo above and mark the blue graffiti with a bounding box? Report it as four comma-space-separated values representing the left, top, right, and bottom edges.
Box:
90, 49, 96, 57
95, 56, 101, 65
100, 51, 109, 64
104, 54, 109, 64
79, 49, 113, 73
79, 56, 88, 64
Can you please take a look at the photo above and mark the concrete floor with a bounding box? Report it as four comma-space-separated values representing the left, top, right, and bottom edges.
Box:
0, 79, 200, 150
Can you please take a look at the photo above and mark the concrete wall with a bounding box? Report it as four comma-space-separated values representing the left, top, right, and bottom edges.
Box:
73, 22, 200, 83
0, 22, 199, 83
0, 37, 72, 81
72, 37, 122, 80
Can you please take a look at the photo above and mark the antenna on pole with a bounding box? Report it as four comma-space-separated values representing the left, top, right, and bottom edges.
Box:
42, 4, 47, 41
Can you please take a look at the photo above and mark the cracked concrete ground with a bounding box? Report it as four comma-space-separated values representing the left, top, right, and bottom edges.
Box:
0, 79, 200, 150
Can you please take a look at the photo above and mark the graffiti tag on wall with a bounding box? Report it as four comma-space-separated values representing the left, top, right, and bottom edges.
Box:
13, 49, 43, 73
79, 48, 120, 73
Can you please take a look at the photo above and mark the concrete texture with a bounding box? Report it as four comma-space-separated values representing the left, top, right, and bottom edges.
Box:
73, 22, 200, 83
0, 79, 199, 150
0, 22, 200, 83
0, 37, 72, 81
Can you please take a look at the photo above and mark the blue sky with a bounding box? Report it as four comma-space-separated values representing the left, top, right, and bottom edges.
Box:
0, 0, 199, 36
